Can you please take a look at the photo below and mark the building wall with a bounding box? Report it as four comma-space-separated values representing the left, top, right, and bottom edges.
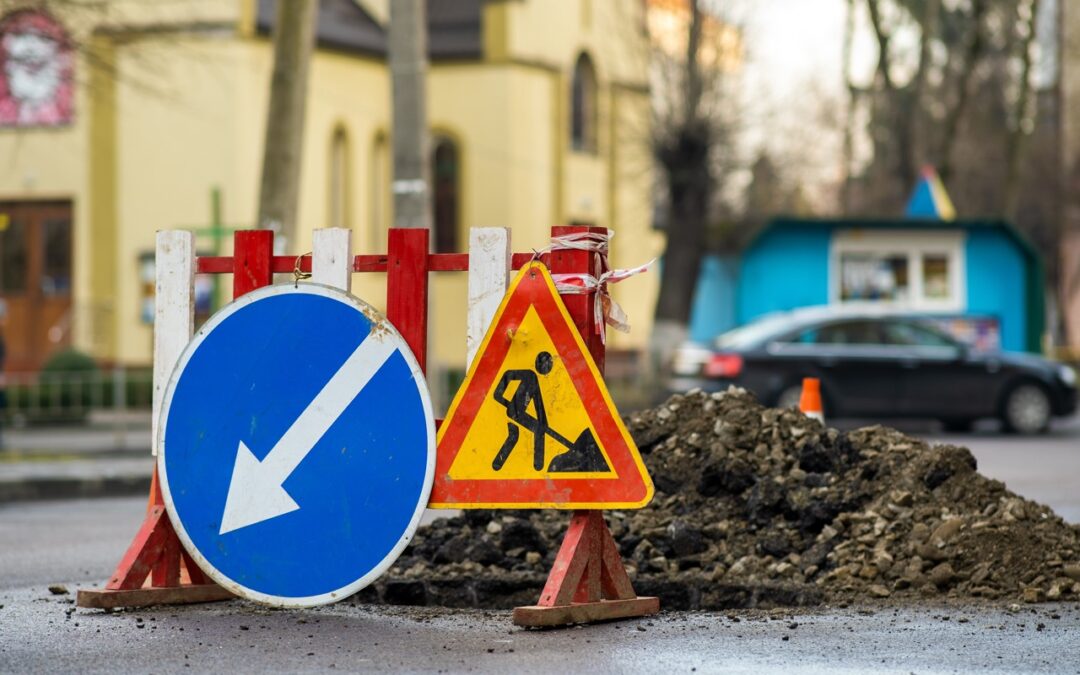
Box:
965, 230, 1028, 352
1, 0, 657, 375
736, 228, 831, 324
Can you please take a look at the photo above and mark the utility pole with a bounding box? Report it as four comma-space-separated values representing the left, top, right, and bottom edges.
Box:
256, 0, 318, 248
389, 0, 431, 230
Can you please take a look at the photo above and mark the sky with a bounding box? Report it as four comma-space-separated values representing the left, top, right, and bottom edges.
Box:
725, 0, 871, 211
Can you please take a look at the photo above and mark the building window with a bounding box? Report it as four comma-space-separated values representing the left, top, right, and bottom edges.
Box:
370, 132, 390, 252
571, 53, 598, 153
431, 136, 460, 253
831, 230, 965, 311
328, 126, 350, 230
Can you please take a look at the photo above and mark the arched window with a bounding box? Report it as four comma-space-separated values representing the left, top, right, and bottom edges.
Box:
369, 131, 390, 251
328, 126, 350, 229
571, 53, 598, 153
431, 136, 460, 253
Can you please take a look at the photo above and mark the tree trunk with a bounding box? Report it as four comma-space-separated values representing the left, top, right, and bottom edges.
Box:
389, 0, 431, 230
648, 0, 710, 382
1004, 0, 1041, 218
256, 0, 317, 248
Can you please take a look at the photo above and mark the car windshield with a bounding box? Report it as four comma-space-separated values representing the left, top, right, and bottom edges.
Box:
715, 314, 798, 349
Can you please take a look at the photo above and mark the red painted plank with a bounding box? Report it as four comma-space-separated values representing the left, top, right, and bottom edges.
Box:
549, 224, 608, 373
386, 228, 429, 373
197, 257, 234, 274
182, 550, 209, 585
353, 255, 390, 272
152, 517, 182, 588
600, 522, 637, 600
198, 255, 314, 275
106, 506, 170, 591
427, 253, 469, 272
232, 230, 274, 297
511, 252, 535, 270
538, 511, 593, 607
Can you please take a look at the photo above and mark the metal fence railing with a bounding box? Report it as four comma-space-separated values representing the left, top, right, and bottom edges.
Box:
2, 368, 153, 426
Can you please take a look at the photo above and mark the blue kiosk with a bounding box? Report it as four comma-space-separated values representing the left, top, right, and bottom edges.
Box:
690, 169, 1045, 353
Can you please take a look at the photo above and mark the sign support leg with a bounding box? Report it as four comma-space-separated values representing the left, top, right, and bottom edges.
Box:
78, 230, 274, 609
511, 225, 658, 628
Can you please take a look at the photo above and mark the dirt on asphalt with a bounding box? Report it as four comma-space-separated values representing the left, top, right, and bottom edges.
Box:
368, 388, 1080, 611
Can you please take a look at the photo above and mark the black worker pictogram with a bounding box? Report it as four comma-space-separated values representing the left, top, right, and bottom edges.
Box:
490, 351, 611, 474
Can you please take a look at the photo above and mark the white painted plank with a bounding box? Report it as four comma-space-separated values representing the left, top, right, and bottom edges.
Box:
466, 227, 511, 368
152, 230, 196, 456
312, 228, 353, 292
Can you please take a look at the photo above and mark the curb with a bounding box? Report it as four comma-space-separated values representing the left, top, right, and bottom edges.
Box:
0, 474, 152, 504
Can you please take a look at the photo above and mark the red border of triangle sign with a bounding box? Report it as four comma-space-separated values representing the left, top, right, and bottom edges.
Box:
429, 262, 654, 510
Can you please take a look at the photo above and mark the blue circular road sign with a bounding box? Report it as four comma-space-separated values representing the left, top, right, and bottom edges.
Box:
158, 283, 435, 607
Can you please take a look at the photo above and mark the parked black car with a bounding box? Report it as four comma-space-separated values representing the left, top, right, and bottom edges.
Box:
669, 309, 1078, 433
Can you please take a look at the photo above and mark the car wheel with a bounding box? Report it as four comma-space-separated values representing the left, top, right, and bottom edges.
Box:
1001, 383, 1051, 434
776, 384, 805, 411
940, 418, 974, 433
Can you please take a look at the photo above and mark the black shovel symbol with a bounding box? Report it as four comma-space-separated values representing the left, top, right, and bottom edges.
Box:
490, 351, 612, 474
543, 426, 610, 473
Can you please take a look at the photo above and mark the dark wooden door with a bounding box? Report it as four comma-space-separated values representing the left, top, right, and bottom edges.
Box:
0, 201, 73, 372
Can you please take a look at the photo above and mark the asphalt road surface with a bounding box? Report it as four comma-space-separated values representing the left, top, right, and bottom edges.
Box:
2, 418, 1078, 673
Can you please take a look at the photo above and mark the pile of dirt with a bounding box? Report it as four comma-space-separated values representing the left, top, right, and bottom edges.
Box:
368, 388, 1080, 610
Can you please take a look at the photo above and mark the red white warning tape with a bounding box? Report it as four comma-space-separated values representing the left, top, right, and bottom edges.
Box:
542, 231, 654, 344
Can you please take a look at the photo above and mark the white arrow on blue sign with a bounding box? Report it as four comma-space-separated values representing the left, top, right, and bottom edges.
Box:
158, 283, 435, 607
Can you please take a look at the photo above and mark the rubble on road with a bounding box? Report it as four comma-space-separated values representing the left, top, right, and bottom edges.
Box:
370, 388, 1080, 610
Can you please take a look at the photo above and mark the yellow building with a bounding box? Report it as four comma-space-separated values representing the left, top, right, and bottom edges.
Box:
0, 0, 659, 385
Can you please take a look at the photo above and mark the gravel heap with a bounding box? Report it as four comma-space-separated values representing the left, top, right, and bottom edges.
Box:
369, 388, 1080, 610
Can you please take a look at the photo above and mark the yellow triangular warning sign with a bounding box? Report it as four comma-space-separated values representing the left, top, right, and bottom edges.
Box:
429, 262, 653, 509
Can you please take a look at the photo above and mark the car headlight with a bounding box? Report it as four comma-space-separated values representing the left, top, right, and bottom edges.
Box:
1059, 364, 1077, 387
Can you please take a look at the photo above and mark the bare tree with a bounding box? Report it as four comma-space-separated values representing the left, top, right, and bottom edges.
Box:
648, 0, 744, 375
853, 0, 1045, 214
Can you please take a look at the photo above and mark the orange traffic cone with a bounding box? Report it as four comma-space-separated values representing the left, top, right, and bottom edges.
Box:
799, 377, 824, 424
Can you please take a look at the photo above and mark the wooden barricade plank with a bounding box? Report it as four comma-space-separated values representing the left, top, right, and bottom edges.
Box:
312, 228, 353, 292
466, 227, 511, 368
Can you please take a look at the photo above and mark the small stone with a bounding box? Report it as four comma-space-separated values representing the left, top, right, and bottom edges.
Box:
928, 563, 956, 588
930, 518, 964, 545
524, 551, 542, 565
868, 584, 891, 598
1022, 587, 1045, 603
916, 543, 948, 562
485, 521, 503, 535
890, 490, 914, 507
48, 585, 69, 595
1063, 565, 1080, 582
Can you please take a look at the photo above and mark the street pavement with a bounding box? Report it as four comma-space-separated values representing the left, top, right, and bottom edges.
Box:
3, 408, 1080, 675
2, 497, 1080, 674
